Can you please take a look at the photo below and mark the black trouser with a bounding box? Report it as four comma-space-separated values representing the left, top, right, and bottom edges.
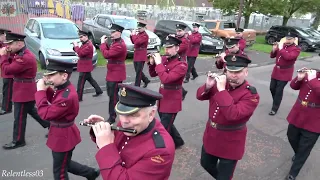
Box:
13, 101, 50, 142
1, 78, 13, 112
158, 112, 184, 147
52, 148, 96, 180
269, 78, 288, 112
287, 124, 319, 177
200, 145, 238, 180
133, 61, 149, 87
185, 56, 198, 80
106, 81, 121, 123
77, 72, 102, 100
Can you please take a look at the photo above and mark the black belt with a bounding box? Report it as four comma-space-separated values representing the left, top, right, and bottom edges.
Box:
276, 65, 293, 69
50, 121, 75, 128
160, 84, 182, 90
14, 78, 35, 83
297, 98, 320, 108
108, 61, 124, 64
134, 47, 147, 50
208, 118, 246, 131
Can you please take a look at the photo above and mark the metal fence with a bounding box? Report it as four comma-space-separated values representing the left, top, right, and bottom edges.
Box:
0, 0, 312, 34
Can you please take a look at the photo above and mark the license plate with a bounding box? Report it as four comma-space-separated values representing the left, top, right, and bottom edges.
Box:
147, 45, 154, 49
216, 46, 223, 49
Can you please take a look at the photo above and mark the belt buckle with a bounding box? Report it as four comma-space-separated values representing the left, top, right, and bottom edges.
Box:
301, 100, 308, 106
160, 84, 164, 88
211, 122, 217, 129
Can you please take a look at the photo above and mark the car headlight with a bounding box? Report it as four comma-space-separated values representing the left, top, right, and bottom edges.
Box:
202, 40, 213, 45
46, 49, 61, 56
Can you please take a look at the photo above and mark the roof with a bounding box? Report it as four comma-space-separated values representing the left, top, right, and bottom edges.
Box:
30, 17, 74, 23
96, 14, 135, 19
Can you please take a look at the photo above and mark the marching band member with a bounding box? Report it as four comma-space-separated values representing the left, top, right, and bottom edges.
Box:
196, 54, 259, 179
285, 68, 320, 180
269, 32, 300, 115
130, 21, 150, 88
85, 84, 175, 179
100, 23, 127, 124
148, 36, 187, 149
1, 32, 50, 150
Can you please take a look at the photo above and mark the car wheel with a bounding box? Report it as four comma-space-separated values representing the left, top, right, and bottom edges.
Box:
267, 37, 276, 45
39, 52, 46, 70
299, 43, 308, 52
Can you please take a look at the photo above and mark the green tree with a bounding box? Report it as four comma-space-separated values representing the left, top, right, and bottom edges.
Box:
298, 0, 320, 29
207, 0, 281, 28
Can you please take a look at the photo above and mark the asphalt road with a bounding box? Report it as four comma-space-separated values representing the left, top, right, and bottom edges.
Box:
0, 55, 319, 179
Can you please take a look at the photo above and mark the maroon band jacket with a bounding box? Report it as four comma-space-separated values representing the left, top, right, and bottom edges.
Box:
130, 31, 149, 62
187, 32, 202, 57
148, 55, 187, 113
270, 44, 300, 81
73, 40, 94, 72
196, 81, 260, 160
238, 38, 246, 52
1, 47, 37, 102
287, 74, 320, 133
177, 35, 189, 62
100, 38, 127, 82
35, 81, 81, 152
89, 119, 175, 180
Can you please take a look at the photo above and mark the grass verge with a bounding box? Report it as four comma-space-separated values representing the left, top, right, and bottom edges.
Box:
248, 36, 312, 58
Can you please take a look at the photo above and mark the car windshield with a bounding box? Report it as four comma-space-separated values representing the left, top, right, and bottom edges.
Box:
113, 18, 138, 30
186, 22, 211, 35
41, 23, 79, 39
295, 29, 311, 37
304, 28, 320, 36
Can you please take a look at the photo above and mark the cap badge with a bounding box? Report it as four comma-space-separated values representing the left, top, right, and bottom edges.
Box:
231, 55, 236, 62
120, 87, 127, 97
46, 59, 49, 65
166, 36, 169, 40
228, 39, 231, 42
107, 24, 112, 29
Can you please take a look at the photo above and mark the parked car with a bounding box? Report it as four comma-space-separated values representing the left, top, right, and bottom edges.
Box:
302, 27, 320, 39
201, 19, 256, 46
82, 14, 161, 57
265, 25, 320, 51
24, 17, 98, 69
154, 20, 225, 54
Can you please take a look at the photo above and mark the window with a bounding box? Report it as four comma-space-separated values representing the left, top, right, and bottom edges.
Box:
32, 21, 41, 37
41, 23, 79, 39
97, 17, 107, 27
113, 18, 137, 29
295, 29, 311, 37
223, 23, 236, 28
26, 20, 35, 31
203, 22, 217, 29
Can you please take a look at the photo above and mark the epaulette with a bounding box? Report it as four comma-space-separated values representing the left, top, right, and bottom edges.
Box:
152, 130, 165, 148
246, 85, 257, 94
62, 88, 70, 98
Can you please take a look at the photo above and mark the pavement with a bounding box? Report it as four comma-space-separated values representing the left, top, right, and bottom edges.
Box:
0, 51, 319, 180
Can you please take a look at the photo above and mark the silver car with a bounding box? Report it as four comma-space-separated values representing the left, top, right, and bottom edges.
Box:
24, 17, 98, 69
82, 14, 162, 56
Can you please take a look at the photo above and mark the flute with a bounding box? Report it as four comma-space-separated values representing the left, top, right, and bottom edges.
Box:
206, 71, 239, 84
36, 79, 54, 86
79, 121, 138, 134
70, 41, 81, 44
296, 68, 320, 73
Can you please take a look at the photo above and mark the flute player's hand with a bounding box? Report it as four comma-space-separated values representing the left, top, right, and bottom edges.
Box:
92, 121, 115, 149
84, 114, 105, 124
